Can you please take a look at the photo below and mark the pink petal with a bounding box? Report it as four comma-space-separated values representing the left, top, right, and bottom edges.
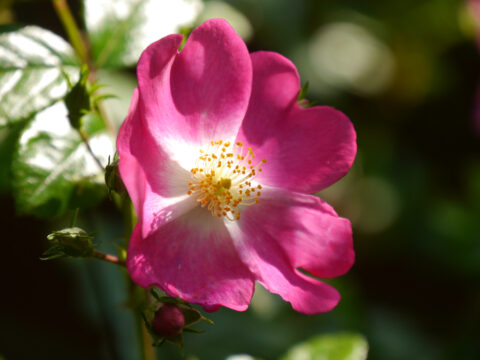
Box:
117, 88, 196, 238
238, 51, 301, 143
237, 51, 356, 193
117, 88, 146, 218
257, 188, 354, 278
137, 19, 252, 158
127, 207, 255, 311
226, 188, 353, 314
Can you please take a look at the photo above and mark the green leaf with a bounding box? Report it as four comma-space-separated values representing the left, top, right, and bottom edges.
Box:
281, 333, 368, 360
12, 101, 114, 218
0, 121, 25, 193
84, 0, 203, 68
0, 25, 79, 127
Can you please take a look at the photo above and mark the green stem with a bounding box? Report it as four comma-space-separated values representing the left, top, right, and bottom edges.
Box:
70, 207, 79, 227
123, 200, 156, 360
79, 129, 105, 172
141, 322, 156, 360
52, 0, 88, 65
92, 249, 126, 267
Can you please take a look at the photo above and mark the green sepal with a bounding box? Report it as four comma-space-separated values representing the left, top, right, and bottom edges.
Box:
165, 333, 184, 353
183, 327, 204, 334
42, 227, 95, 260
149, 287, 214, 326
297, 81, 310, 101
178, 26, 193, 51
297, 81, 319, 108
105, 155, 126, 195
113, 243, 127, 263
65, 66, 91, 131
140, 286, 213, 352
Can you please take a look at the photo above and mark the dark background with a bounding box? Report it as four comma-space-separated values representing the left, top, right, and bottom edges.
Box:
1, 0, 479, 359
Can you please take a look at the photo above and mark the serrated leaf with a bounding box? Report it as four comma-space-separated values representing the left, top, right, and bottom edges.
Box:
84, 0, 203, 68
12, 101, 114, 218
281, 333, 368, 360
0, 25, 80, 126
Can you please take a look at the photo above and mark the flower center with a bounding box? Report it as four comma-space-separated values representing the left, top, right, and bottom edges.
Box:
187, 140, 266, 221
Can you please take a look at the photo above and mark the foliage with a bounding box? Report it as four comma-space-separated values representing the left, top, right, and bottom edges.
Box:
11, 100, 111, 217
281, 333, 368, 360
0, 25, 79, 127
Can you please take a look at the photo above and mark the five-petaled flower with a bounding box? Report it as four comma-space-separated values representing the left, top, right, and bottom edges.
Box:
118, 19, 356, 314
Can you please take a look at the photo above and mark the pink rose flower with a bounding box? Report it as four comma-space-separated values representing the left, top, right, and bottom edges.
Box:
118, 19, 356, 314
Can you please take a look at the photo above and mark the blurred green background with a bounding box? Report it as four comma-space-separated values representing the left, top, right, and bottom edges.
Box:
0, 0, 479, 359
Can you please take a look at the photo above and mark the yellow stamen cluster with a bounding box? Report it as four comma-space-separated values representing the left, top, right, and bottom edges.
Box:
188, 140, 267, 220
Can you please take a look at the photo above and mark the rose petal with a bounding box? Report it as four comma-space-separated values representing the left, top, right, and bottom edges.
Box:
227, 215, 340, 314
171, 19, 252, 141
226, 188, 350, 314
238, 51, 300, 144
237, 51, 356, 193
127, 206, 255, 311
246, 188, 354, 278
117, 88, 146, 218
137, 19, 252, 167
118, 88, 196, 238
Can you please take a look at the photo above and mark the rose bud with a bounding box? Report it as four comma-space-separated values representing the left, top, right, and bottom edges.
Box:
152, 303, 185, 338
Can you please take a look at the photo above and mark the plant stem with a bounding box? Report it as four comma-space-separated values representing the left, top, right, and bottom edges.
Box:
142, 321, 156, 360
52, 0, 117, 136
92, 250, 126, 266
123, 200, 156, 360
52, 0, 88, 65
70, 207, 79, 227
79, 129, 105, 172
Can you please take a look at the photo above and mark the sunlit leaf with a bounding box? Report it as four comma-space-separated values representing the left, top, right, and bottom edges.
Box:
0, 25, 79, 127
12, 101, 114, 218
84, 0, 203, 68
281, 333, 368, 360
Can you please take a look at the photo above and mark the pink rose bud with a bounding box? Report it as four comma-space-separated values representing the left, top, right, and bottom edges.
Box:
152, 304, 185, 338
